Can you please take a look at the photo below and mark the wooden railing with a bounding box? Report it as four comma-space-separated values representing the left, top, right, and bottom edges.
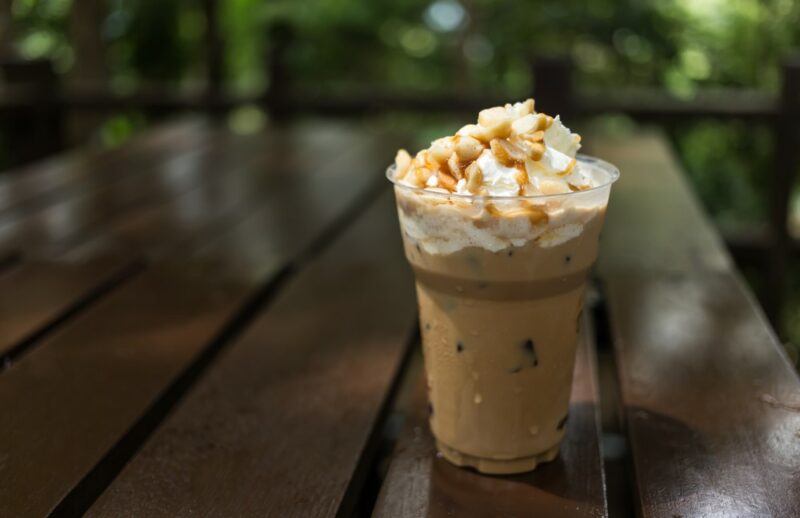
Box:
1, 22, 798, 331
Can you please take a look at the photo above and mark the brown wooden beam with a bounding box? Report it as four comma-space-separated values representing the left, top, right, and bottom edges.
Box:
0, 84, 791, 121
764, 56, 800, 323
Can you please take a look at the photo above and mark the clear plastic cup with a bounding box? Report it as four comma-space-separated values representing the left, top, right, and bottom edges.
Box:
388, 155, 619, 474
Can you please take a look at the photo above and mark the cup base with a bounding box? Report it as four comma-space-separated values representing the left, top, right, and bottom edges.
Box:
436, 439, 561, 475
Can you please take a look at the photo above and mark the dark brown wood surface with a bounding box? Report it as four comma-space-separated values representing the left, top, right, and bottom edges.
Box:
1, 118, 794, 518
3, 121, 379, 262
373, 312, 607, 518
65, 122, 380, 262
607, 273, 800, 517
0, 120, 397, 517
86, 191, 417, 517
592, 131, 800, 517
586, 133, 731, 276
0, 255, 136, 362
0, 263, 246, 517
0, 126, 222, 255
0, 118, 210, 216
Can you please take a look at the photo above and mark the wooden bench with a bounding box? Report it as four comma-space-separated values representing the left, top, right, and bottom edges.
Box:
0, 119, 797, 517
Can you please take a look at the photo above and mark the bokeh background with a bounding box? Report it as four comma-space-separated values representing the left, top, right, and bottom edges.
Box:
1, 0, 799, 360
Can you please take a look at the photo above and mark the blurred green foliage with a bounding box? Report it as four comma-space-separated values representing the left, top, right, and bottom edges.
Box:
4, 0, 800, 345
10, 0, 800, 93
670, 121, 774, 229
6, 0, 800, 226
12, 0, 71, 71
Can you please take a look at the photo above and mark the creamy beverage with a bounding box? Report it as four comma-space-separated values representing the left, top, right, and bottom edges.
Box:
387, 99, 618, 474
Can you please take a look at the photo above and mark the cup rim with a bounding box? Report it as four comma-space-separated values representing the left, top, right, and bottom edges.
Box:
386, 153, 620, 201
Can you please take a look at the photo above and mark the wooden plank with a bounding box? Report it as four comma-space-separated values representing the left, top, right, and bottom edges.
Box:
0, 117, 210, 216
66, 121, 385, 261
50, 129, 290, 260
373, 311, 607, 518
583, 131, 732, 276
606, 272, 800, 517
0, 131, 396, 517
86, 191, 416, 517
0, 126, 224, 255
0, 263, 247, 518
0, 255, 138, 363
186, 137, 388, 282
591, 131, 800, 516
1, 119, 381, 259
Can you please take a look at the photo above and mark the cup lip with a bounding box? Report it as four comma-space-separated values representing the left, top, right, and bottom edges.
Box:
386, 153, 620, 201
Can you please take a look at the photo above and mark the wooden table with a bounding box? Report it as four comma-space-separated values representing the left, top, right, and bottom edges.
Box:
1, 118, 798, 517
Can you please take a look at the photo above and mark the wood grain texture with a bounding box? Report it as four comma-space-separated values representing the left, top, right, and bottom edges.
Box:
0, 125, 222, 256
68, 121, 389, 263
0, 123, 396, 517
86, 191, 416, 518
0, 255, 135, 360
583, 131, 732, 275
373, 311, 607, 518
0, 118, 210, 216
0, 263, 248, 517
589, 129, 800, 516
606, 273, 800, 517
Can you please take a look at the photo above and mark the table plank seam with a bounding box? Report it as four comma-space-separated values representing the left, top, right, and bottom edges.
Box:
50, 177, 390, 517
0, 258, 146, 372
591, 283, 635, 517
598, 279, 642, 516
289, 174, 388, 268
339, 324, 420, 518
582, 306, 610, 517
49, 263, 297, 518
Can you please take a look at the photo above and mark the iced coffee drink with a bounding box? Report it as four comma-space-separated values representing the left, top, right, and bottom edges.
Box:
388, 99, 618, 474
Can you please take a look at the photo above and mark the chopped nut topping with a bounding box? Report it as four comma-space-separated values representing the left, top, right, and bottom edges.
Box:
511, 113, 545, 136
527, 142, 546, 161
392, 98, 583, 195
515, 165, 529, 194
447, 153, 464, 180
454, 135, 484, 161
414, 167, 433, 186
490, 138, 526, 167
478, 106, 513, 129
429, 137, 454, 164
394, 149, 412, 179
465, 162, 482, 193
528, 130, 545, 142
437, 171, 457, 191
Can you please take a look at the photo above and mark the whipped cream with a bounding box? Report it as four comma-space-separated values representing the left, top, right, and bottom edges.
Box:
473, 150, 520, 197
389, 99, 616, 254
